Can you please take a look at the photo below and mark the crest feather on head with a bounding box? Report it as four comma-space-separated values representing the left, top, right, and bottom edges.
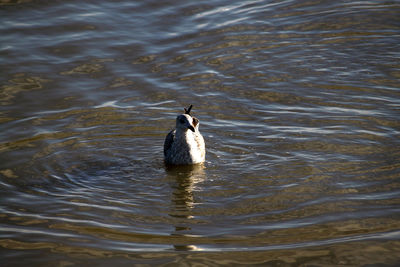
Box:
184, 104, 193, 115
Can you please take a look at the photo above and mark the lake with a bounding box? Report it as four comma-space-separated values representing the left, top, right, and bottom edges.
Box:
1, 0, 400, 265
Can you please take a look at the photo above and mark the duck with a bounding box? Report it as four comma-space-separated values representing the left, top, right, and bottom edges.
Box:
164, 105, 205, 165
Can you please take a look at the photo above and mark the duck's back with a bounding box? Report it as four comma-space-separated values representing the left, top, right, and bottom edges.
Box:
164, 130, 205, 165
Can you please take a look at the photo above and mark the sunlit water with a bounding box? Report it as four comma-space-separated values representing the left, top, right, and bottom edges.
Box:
1, 0, 400, 265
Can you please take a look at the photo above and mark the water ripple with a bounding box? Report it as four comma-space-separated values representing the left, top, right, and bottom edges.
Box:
1, 0, 400, 265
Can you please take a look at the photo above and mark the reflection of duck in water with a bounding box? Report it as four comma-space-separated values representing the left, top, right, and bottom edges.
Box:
167, 164, 206, 251
164, 105, 205, 165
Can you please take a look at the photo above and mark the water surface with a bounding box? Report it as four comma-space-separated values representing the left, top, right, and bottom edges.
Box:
1, 0, 400, 265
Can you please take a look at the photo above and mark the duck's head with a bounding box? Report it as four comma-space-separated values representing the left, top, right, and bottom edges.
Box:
175, 105, 199, 132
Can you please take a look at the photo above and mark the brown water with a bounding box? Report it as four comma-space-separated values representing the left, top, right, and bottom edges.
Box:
1, 0, 400, 265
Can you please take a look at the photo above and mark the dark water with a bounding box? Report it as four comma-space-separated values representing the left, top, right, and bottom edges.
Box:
1, 0, 400, 265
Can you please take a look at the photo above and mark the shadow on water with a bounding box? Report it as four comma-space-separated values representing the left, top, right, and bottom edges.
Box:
165, 163, 206, 251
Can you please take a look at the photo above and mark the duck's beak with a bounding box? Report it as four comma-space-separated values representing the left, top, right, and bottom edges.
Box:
188, 125, 195, 132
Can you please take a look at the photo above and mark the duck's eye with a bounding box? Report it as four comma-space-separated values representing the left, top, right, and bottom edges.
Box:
179, 118, 185, 124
